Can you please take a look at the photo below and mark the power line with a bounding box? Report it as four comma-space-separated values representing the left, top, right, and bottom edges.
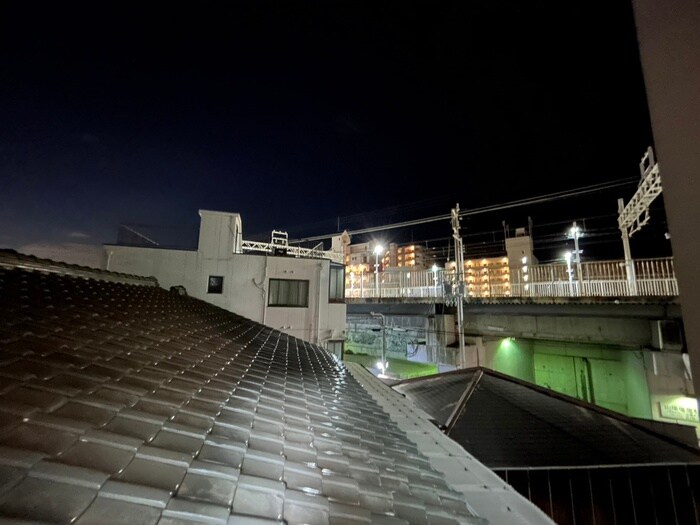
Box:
290, 178, 637, 243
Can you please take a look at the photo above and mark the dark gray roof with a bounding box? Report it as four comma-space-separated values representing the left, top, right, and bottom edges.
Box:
0, 260, 489, 524
394, 368, 700, 470
0, 249, 157, 287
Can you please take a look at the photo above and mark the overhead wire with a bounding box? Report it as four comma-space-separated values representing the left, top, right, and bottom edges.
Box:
289, 177, 638, 243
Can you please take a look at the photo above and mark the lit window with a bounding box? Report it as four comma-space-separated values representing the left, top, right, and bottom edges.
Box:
268, 279, 309, 307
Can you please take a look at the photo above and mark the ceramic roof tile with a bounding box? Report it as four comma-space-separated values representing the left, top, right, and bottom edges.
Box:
161, 497, 231, 524
178, 470, 238, 507
282, 489, 329, 525
232, 474, 285, 520
100, 479, 171, 507
0, 464, 25, 496
115, 457, 186, 492
75, 495, 163, 525
57, 439, 136, 474
0, 421, 80, 455
0, 475, 98, 522
328, 501, 371, 524
0, 259, 546, 524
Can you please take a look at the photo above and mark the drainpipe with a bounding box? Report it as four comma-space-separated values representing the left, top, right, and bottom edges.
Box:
252, 256, 269, 325
315, 262, 323, 345
370, 312, 387, 376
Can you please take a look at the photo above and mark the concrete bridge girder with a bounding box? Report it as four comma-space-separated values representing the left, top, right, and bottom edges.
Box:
347, 301, 681, 349
466, 313, 652, 347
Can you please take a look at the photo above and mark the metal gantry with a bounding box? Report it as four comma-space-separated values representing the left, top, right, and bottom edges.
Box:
617, 146, 663, 294
240, 230, 344, 263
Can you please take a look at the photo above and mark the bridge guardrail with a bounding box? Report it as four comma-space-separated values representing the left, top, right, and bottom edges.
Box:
345, 257, 678, 300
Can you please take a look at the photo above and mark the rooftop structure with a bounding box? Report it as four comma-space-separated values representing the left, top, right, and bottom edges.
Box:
242, 229, 343, 264
105, 210, 346, 348
0, 254, 552, 524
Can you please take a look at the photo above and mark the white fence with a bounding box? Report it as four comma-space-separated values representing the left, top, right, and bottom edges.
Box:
345, 257, 678, 300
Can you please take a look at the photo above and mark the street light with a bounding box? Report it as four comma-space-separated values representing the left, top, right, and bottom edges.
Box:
373, 244, 384, 297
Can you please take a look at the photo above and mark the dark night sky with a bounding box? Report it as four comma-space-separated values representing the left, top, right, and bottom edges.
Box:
0, 1, 666, 261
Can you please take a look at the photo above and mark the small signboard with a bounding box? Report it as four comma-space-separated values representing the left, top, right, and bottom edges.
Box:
659, 399, 700, 423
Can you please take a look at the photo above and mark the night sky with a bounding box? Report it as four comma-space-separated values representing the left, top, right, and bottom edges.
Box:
0, 1, 666, 262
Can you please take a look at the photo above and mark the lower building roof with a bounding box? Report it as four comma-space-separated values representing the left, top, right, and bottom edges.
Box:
393, 368, 700, 470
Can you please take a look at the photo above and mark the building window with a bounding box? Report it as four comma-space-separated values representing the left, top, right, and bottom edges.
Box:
329, 264, 345, 303
326, 340, 344, 358
268, 279, 309, 307
208, 276, 224, 294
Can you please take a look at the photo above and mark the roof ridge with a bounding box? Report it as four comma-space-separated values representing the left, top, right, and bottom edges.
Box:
0, 249, 158, 287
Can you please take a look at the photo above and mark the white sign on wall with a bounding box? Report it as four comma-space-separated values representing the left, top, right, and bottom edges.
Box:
659, 399, 700, 423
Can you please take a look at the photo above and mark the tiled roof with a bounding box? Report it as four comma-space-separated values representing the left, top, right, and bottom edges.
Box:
393, 368, 700, 470
0, 249, 157, 287
0, 262, 504, 524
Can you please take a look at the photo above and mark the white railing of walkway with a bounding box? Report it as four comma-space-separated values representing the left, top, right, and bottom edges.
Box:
345, 257, 678, 300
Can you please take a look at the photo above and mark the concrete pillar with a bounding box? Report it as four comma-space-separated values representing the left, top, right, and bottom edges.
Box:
622, 350, 652, 419
632, 0, 700, 394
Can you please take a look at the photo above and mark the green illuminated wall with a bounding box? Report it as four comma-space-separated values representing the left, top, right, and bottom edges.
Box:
533, 342, 631, 415
622, 351, 652, 419
489, 337, 535, 383
484, 337, 652, 419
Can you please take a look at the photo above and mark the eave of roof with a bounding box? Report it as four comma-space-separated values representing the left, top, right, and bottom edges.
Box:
349, 364, 554, 525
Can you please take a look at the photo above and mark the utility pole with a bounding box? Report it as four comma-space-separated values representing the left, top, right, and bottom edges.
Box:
618, 198, 637, 295
451, 204, 466, 368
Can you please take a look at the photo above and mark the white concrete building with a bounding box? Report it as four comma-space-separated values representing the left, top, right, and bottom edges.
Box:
505, 227, 537, 269
104, 210, 346, 353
